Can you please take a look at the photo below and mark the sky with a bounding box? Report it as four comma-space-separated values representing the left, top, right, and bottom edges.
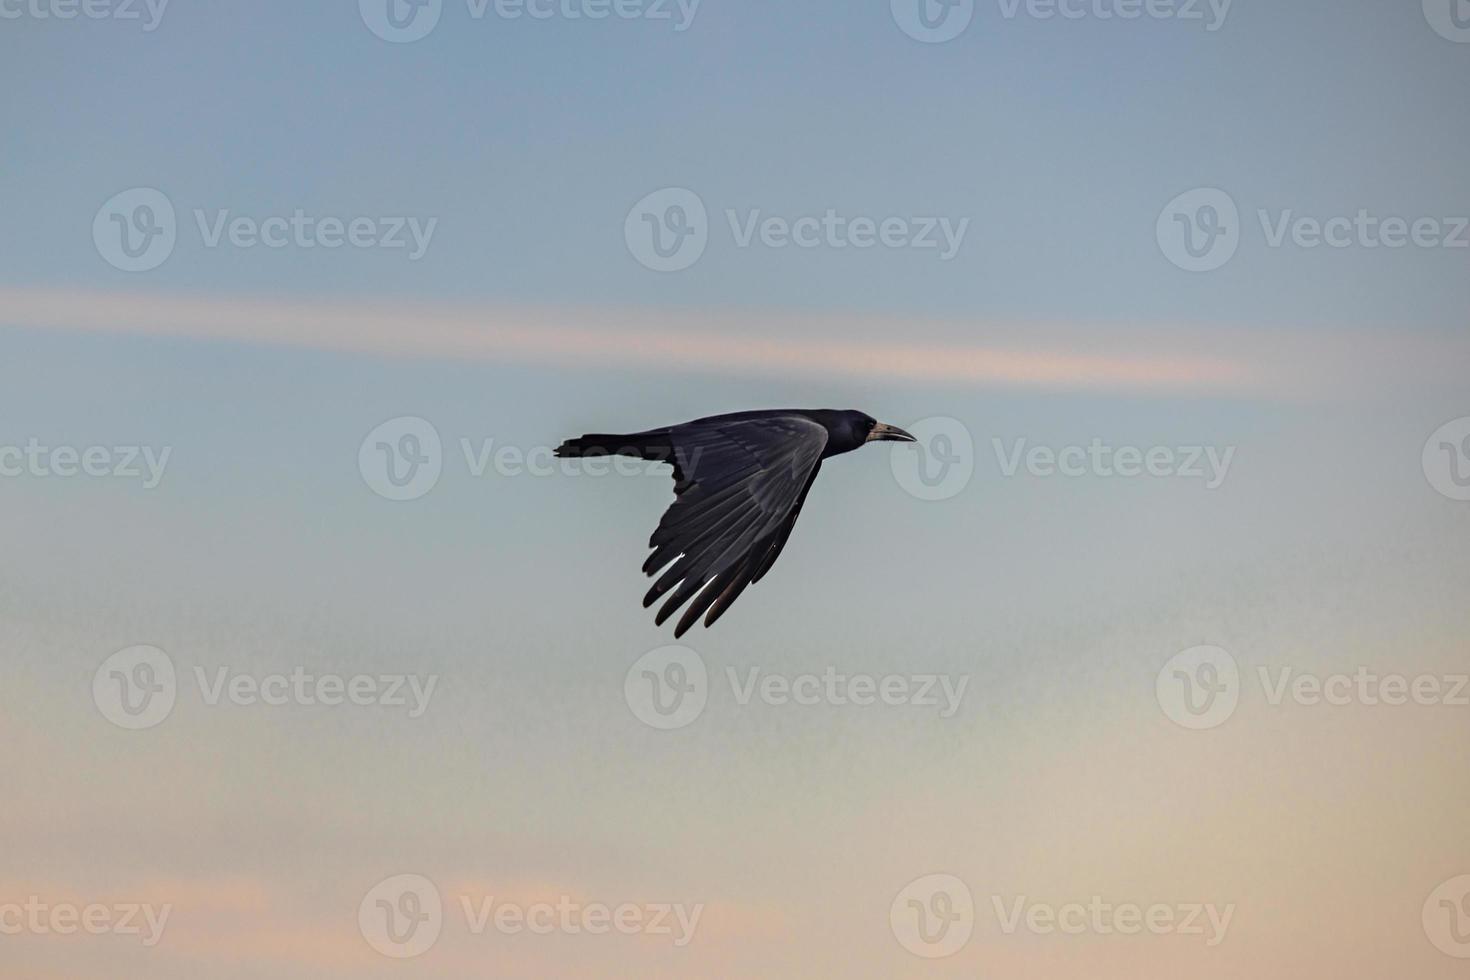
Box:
2, 1, 1469, 977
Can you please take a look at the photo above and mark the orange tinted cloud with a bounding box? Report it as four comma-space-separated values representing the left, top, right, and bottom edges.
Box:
6, 286, 1464, 397
1, 287, 1253, 393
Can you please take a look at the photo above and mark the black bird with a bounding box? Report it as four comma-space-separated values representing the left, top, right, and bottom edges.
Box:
556, 409, 916, 637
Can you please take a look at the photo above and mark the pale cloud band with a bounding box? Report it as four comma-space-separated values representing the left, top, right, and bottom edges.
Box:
1, 286, 1461, 397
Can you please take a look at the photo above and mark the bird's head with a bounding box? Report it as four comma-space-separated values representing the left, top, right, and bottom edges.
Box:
818, 410, 916, 455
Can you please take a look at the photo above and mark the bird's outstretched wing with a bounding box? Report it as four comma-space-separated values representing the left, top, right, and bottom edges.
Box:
642, 415, 828, 637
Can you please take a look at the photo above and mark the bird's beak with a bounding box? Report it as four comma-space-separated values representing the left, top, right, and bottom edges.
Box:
866, 421, 917, 443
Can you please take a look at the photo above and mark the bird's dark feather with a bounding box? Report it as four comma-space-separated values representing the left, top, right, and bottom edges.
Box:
639, 415, 828, 636
555, 408, 897, 636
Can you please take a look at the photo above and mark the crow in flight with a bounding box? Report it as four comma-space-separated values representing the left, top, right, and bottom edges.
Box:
556, 409, 916, 637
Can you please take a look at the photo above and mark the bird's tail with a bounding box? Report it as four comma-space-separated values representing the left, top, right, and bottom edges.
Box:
554, 429, 674, 462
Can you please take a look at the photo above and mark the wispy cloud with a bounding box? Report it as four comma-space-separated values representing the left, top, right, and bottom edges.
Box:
2, 286, 1462, 397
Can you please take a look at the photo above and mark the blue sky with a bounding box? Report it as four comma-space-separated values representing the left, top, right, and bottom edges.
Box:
3, 0, 1468, 326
